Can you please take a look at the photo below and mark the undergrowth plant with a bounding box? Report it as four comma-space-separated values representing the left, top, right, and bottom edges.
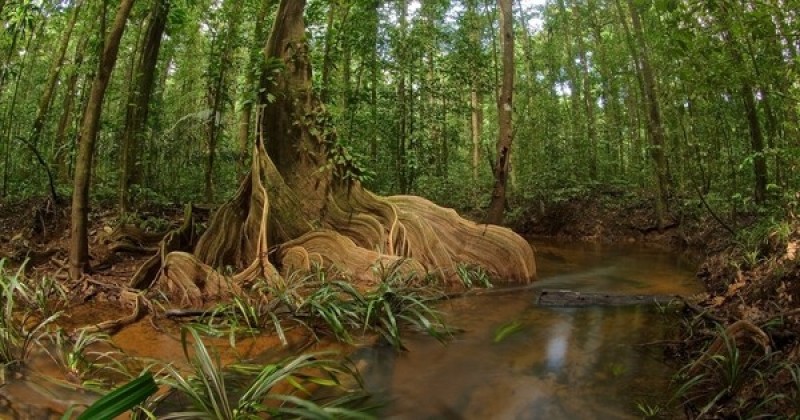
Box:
158, 325, 373, 419
0, 259, 62, 368
456, 264, 493, 289
201, 263, 450, 350
671, 323, 780, 418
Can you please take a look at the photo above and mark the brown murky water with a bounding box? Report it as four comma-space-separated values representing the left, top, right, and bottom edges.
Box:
351, 240, 702, 419
1, 241, 701, 419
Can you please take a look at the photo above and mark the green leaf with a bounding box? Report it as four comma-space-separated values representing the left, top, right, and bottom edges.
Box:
78, 373, 158, 420
493, 320, 524, 343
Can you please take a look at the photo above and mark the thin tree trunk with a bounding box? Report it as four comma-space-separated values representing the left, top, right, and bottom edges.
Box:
714, 2, 768, 204
741, 83, 768, 203
205, 0, 243, 202
468, 0, 483, 183
29, 1, 82, 151
396, 0, 409, 193
627, 0, 671, 227
557, 0, 583, 175
369, 0, 379, 164
69, 0, 136, 280
320, 2, 337, 104
486, 0, 514, 225
471, 87, 483, 182
237, 0, 273, 173
2, 20, 42, 197
119, 0, 169, 213
0, 17, 21, 100
54, 31, 90, 182
576, 13, 597, 178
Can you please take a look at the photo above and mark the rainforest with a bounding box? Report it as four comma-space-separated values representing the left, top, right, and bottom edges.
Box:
0, 0, 799, 418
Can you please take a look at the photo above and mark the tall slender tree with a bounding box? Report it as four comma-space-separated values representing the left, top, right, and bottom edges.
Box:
119, 0, 170, 213
486, 0, 514, 224
69, 0, 136, 279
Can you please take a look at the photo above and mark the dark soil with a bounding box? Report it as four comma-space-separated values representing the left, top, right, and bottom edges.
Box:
0, 197, 190, 326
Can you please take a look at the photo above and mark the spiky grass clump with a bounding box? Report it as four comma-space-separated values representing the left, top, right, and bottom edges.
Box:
671, 322, 782, 418
158, 326, 372, 419
0, 259, 62, 367
199, 264, 450, 350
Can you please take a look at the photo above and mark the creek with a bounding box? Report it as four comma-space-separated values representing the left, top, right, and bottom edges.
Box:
352, 240, 702, 419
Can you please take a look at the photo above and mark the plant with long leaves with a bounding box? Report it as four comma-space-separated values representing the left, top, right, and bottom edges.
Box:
49, 327, 114, 382
159, 325, 373, 419
0, 259, 62, 367
201, 264, 450, 350
296, 272, 450, 349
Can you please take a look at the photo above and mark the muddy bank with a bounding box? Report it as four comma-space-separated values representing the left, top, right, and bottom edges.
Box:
512, 190, 732, 256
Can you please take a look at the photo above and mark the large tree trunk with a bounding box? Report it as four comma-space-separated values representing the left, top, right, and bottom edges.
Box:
69, 0, 136, 280
136, 0, 535, 308
119, 0, 169, 213
486, 0, 514, 225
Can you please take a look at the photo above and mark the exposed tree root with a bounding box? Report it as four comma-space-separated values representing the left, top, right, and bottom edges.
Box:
138, 145, 535, 308
128, 0, 535, 308
81, 291, 146, 335
128, 205, 199, 290
105, 225, 168, 249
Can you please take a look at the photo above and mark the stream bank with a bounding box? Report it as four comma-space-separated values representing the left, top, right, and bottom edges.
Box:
513, 189, 800, 418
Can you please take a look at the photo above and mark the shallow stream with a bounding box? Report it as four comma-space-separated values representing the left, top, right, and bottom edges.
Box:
352, 240, 702, 419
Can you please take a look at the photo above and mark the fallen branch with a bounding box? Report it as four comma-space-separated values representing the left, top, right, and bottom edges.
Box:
536, 289, 679, 307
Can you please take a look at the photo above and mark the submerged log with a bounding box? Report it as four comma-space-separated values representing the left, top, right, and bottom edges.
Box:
535, 289, 678, 307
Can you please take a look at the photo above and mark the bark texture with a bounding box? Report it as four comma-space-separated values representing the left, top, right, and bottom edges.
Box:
69, 0, 136, 280
486, 0, 515, 225
136, 0, 536, 308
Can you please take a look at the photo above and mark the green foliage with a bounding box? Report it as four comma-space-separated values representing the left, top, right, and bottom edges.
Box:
635, 401, 663, 419
492, 320, 523, 343
0, 260, 62, 368
49, 328, 113, 381
456, 264, 493, 290
77, 373, 158, 420
785, 362, 800, 415
201, 264, 449, 351
159, 326, 372, 419
671, 323, 780, 417
325, 140, 375, 185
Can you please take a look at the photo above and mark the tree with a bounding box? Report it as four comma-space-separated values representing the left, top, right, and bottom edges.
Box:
615, 0, 671, 228
204, 0, 244, 202
131, 0, 535, 305
28, 0, 82, 152
486, 0, 514, 225
237, 0, 274, 172
119, 0, 170, 213
69, 0, 137, 280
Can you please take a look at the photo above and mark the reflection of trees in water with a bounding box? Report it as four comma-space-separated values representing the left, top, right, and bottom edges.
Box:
352, 242, 694, 418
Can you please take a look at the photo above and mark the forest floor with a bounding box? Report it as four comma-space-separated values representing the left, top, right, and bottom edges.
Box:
2, 192, 799, 417
513, 188, 800, 418
0, 196, 191, 328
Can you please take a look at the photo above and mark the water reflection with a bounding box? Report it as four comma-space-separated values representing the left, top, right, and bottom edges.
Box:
353, 240, 703, 419
545, 320, 570, 372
